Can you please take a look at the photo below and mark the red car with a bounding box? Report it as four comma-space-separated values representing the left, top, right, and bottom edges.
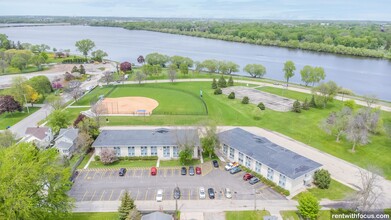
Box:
196, 167, 202, 175
243, 173, 253, 181
151, 167, 157, 176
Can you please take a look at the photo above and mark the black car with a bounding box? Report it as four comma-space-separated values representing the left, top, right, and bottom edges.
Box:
189, 166, 195, 176
119, 168, 126, 176
69, 171, 79, 183
208, 188, 215, 199
173, 187, 181, 199
212, 160, 219, 168
181, 167, 187, 175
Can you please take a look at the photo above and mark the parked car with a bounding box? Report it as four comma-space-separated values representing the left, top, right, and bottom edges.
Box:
189, 166, 195, 176
181, 167, 187, 175
212, 160, 219, 168
119, 168, 126, 176
249, 177, 260, 185
243, 173, 254, 181
229, 166, 241, 174
196, 167, 202, 175
151, 167, 157, 176
225, 162, 239, 171
199, 187, 206, 199
208, 188, 215, 199
224, 188, 232, 199
173, 187, 181, 199
156, 189, 163, 202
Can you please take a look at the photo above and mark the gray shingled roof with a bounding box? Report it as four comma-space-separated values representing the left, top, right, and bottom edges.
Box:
92, 128, 200, 147
218, 128, 322, 179
57, 128, 79, 141
55, 141, 73, 150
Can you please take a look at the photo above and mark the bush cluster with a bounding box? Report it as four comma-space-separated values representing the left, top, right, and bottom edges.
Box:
228, 92, 235, 99
118, 156, 158, 161
214, 88, 222, 95
62, 58, 88, 64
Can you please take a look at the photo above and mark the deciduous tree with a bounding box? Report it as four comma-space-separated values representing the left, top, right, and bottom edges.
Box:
283, 60, 296, 88
321, 107, 352, 142
102, 71, 113, 85
134, 71, 146, 84
91, 49, 108, 62
0, 130, 16, 148
243, 64, 266, 78
145, 52, 169, 66
313, 169, 331, 189
200, 124, 220, 159
28, 75, 52, 96
137, 55, 145, 64
313, 81, 339, 108
75, 39, 95, 59
297, 192, 320, 220
0, 95, 22, 115
120, 62, 132, 72
100, 148, 118, 164
45, 94, 64, 110
47, 110, 71, 134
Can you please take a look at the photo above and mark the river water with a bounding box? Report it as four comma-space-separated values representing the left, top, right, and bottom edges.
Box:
1, 25, 390, 100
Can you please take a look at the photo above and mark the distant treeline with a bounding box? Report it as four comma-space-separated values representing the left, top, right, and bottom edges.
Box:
91, 21, 391, 59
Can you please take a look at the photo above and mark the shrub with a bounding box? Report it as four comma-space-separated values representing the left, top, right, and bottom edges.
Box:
241, 96, 249, 104
344, 100, 357, 110
214, 88, 222, 95
309, 95, 317, 108
228, 76, 234, 86
118, 156, 158, 161
302, 98, 310, 110
79, 65, 86, 74
218, 75, 227, 88
228, 92, 235, 99
94, 155, 100, 161
71, 66, 79, 73
64, 72, 75, 81
313, 169, 331, 189
257, 102, 266, 110
100, 149, 118, 165
292, 100, 302, 113
297, 192, 320, 220
211, 78, 217, 89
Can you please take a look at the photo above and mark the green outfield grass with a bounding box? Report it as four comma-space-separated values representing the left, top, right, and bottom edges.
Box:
0, 107, 40, 129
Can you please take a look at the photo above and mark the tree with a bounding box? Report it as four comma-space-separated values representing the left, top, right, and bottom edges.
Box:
0, 95, 22, 115
309, 95, 317, 108
313, 81, 339, 108
76, 131, 93, 153
77, 116, 100, 139
134, 71, 146, 84
363, 94, 377, 108
75, 39, 95, 59
102, 71, 113, 85
218, 75, 227, 88
52, 81, 63, 90
194, 61, 204, 73
45, 94, 64, 110
145, 52, 169, 66
211, 78, 217, 89
228, 92, 235, 99
297, 192, 320, 220
353, 167, 382, 211
346, 111, 369, 152
47, 110, 71, 134
283, 60, 296, 88
258, 102, 266, 110
225, 61, 239, 74
200, 124, 219, 158
243, 64, 266, 78
71, 66, 79, 73
11, 54, 28, 70
29, 54, 46, 70
168, 65, 177, 82
292, 100, 301, 113
10, 76, 29, 105
170, 55, 193, 68
302, 98, 310, 110
241, 96, 249, 104
126, 209, 142, 220
227, 76, 234, 86
120, 62, 132, 72
321, 107, 352, 142
312, 67, 326, 86
79, 65, 86, 74
344, 100, 357, 110
0, 130, 16, 148
0, 143, 73, 219
66, 80, 83, 101
118, 191, 136, 220
179, 63, 189, 75
27, 75, 52, 96
100, 148, 118, 164
91, 49, 108, 62
28, 87, 42, 106
179, 148, 193, 165
137, 55, 145, 64
313, 169, 331, 189
0, 59, 8, 74
300, 65, 313, 86
202, 59, 219, 73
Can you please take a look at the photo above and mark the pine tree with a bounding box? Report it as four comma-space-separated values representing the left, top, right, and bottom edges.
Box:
241, 96, 249, 104
227, 76, 234, 86
118, 191, 135, 220
309, 95, 317, 108
302, 98, 310, 110
71, 66, 79, 73
292, 100, 302, 113
211, 78, 217, 89
79, 65, 86, 74
218, 75, 227, 88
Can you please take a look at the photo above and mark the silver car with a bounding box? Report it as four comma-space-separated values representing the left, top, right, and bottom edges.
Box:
199, 187, 206, 199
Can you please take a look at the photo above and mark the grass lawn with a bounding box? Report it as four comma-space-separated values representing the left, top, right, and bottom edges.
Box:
64, 107, 90, 121
159, 159, 200, 167
0, 107, 40, 129
78, 81, 391, 179
77, 151, 94, 169
88, 160, 157, 168
258, 86, 313, 101
293, 179, 356, 201
226, 210, 270, 220
64, 212, 118, 220
280, 210, 330, 220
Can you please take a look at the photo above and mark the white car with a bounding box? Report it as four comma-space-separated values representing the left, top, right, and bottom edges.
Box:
225, 162, 233, 171
225, 188, 232, 199
156, 189, 163, 202
199, 187, 206, 199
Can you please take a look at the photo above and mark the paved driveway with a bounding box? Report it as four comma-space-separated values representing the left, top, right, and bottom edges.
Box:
69, 164, 285, 202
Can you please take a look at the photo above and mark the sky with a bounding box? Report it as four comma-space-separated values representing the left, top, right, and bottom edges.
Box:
1, 0, 390, 21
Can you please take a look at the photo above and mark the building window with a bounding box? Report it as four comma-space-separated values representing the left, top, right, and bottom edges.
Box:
223, 144, 228, 155
173, 146, 179, 157
267, 168, 274, 180
114, 147, 121, 156
141, 146, 148, 156
128, 147, 135, 156
279, 174, 286, 188
150, 146, 157, 156
163, 146, 170, 157
229, 147, 235, 159
245, 156, 252, 168
238, 152, 244, 164
255, 161, 262, 173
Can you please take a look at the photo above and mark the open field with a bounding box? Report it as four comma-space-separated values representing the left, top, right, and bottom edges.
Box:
0, 107, 40, 129
226, 210, 271, 220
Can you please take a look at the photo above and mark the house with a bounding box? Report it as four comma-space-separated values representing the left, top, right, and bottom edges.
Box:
25, 127, 54, 148
54, 128, 79, 157
141, 212, 173, 220
92, 128, 200, 159
218, 128, 322, 193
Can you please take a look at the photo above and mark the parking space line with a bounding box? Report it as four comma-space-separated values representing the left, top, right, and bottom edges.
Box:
83, 170, 90, 180
144, 190, 148, 200
90, 190, 97, 201
81, 190, 88, 201
100, 171, 106, 179
118, 189, 124, 200
92, 171, 99, 179
99, 190, 106, 201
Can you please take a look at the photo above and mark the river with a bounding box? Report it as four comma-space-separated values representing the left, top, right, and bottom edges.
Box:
1, 25, 390, 101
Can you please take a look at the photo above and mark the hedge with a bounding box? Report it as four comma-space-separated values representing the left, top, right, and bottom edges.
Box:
118, 156, 158, 161
241, 166, 290, 196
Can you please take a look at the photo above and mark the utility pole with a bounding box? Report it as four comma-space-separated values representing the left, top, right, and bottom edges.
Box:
23, 94, 29, 114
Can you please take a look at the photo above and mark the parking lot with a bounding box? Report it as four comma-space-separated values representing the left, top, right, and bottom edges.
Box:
69, 163, 285, 202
